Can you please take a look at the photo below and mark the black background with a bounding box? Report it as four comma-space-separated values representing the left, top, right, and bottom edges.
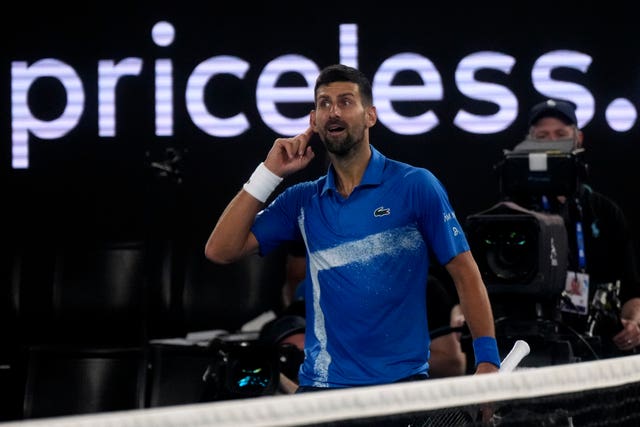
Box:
2, 1, 640, 262
2, 1, 640, 419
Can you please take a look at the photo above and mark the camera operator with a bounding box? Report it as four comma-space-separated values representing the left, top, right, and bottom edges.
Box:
259, 304, 306, 395
507, 99, 640, 357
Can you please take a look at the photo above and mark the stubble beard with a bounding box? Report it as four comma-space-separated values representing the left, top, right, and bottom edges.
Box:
321, 125, 365, 158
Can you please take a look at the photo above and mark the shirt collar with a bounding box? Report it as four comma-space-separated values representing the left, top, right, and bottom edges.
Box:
320, 145, 385, 196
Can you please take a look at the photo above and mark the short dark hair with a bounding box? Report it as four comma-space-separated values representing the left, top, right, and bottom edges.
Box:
314, 64, 373, 107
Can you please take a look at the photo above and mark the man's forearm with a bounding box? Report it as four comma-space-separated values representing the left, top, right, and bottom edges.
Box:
204, 189, 262, 264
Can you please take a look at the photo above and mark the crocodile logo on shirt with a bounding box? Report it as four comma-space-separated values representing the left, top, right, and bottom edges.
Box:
374, 206, 391, 217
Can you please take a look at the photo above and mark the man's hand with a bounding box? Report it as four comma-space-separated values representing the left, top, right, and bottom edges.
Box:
614, 318, 640, 351
474, 362, 500, 423
264, 126, 316, 178
474, 361, 500, 375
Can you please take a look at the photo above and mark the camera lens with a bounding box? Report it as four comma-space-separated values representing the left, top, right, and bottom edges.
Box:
483, 229, 536, 282
230, 360, 273, 391
469, 219, 538, 286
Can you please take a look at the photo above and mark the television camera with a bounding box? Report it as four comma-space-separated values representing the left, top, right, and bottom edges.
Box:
464, 138, 618, 366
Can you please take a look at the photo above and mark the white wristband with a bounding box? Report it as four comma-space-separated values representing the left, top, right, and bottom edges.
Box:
243, 162, 283, 203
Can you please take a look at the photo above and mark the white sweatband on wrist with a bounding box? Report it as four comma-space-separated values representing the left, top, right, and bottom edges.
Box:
242, 162, 283, 203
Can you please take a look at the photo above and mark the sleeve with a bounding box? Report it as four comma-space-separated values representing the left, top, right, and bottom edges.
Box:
414, 169, 470, 266
251, 185, 305, 256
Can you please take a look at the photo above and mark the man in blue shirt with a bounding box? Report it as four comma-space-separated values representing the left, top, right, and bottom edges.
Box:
205, 64, 499, 389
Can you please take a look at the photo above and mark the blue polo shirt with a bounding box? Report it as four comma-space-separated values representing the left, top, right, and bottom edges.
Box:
252, 145, 469, 388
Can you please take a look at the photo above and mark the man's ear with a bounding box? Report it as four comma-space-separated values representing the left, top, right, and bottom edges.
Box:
366, 106, 377, 127
310, 110, 317, 131
575, 129, 584, 148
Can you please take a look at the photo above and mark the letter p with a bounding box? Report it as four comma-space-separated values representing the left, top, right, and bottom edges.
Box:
11, 59, 84, 169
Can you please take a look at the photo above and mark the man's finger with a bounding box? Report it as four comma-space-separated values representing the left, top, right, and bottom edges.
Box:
295, 126, 314, 157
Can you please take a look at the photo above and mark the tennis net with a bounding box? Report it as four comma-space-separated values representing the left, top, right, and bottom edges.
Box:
2, 353, 640, 427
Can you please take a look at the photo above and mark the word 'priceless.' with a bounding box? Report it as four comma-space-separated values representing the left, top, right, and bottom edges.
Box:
10, 22, 605, 169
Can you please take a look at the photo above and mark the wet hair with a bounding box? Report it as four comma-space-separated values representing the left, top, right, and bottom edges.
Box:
314, 64, 373, 107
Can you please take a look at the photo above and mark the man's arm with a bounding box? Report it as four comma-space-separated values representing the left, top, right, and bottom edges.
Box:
445, 250, 499, 374
204, 191, 264, 264
204, 127, 315, 264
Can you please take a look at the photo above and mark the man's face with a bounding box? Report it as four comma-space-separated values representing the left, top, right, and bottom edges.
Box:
530, 116, 576, 141
311, 81, 375, 156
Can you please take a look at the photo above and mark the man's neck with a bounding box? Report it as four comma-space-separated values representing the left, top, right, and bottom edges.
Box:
330, 143, 372, 198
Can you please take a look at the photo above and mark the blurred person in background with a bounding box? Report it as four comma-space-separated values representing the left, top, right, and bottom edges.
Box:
509, 99, 640, 357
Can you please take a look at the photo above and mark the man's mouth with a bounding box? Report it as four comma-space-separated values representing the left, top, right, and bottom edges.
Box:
327, 124, 345, 134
